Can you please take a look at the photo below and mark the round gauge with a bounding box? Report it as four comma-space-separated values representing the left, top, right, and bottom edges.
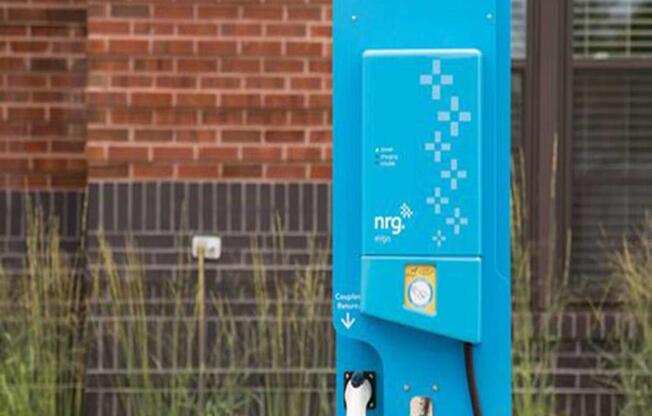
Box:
408, 278, 433, 308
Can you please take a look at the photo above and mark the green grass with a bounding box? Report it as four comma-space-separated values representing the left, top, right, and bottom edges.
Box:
0, 201, 87, 416
511, 146, 569, 416
4, 177, 651, 416
599, 217, 652, 416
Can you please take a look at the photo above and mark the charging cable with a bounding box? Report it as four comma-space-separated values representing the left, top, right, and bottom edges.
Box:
464, 343, 482, 416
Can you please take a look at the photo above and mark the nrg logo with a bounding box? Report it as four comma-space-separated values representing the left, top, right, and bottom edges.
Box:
373, 203, 413, 243
374, 216, 405, 236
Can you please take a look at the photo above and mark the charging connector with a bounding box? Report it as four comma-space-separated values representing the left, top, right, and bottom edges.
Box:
344, 372, 376, 416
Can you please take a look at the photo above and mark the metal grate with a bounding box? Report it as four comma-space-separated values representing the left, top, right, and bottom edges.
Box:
574, 0, 652, 58
571, 71, 652, 280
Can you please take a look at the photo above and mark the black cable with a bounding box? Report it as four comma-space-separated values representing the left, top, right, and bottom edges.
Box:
464, 342, 482, 416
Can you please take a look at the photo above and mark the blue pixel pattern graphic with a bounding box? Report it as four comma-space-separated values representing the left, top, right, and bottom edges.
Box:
362, 50, 482, 257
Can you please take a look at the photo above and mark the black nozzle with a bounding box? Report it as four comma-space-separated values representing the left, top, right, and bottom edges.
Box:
350, 372, 366, 388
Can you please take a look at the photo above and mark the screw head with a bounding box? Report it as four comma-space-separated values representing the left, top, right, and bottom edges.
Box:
486, 13, 494, 20
403, 384, 411, 392
432, 384, 440, 392
351, 15, 358, 22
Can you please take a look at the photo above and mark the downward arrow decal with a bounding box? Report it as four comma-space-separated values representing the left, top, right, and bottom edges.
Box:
340, 312, 356, 330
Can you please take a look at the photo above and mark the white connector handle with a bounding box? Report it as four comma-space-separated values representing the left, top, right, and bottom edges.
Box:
345, 374, 373, 416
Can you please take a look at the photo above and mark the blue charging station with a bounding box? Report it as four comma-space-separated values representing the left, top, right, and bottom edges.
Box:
333, 1, 511, 415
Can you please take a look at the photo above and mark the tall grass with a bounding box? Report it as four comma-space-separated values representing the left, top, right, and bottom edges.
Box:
601, 217, 652, 415
0, 202, 87, 416
93, 232, 247, 415
511, 146, 569, 416
245, 224, 334, 416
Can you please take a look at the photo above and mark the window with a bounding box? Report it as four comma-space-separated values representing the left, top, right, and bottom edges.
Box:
574, 0, 652, 58
512, 0, 528, 60
571, 0, 652, 281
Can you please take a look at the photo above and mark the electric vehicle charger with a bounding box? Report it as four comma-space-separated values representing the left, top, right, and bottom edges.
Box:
333, 1, 511, 414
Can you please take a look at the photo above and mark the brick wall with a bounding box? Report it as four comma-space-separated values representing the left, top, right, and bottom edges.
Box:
0, 0, 87, 189
85, 0, 332, 182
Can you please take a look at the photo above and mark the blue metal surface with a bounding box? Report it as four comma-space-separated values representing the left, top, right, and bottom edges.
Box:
333, 1, 511, 415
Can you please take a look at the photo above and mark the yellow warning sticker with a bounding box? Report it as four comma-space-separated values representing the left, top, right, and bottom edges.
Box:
404, 264, 437, 315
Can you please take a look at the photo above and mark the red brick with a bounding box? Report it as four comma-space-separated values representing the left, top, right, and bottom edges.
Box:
157, 75, 197, 89
287, 41, 323, 57
88, 128, 129, 142
247, 109, 288, 125
86, 145, 106, 161
152, 40, 194, 55
88, 164, 129, 179
198, 146, 239, 161
111, 4, 150, 18
222, 23, 262, 37
177, 59, 217, 73
176, 130, 216, 143
108, 146, 149, 162
264, 94, 305, 109
222, 94, 261, 108
243, 5, 283, 20
200, 76, 240, 89
203, 109, 244, 125
311, 24, 332, 38
133, 22, 175, 35
223, 164, 262, 178
112, 75, 154, 88
286, 146, 321, 161
109, 40, 149, 55
177, 93, 216, 107
290, 107, 329, 127
222, 58, 261, 73
33, 158, 68, 173
7, 74, 47, 88
264, 59, 304, 73
245, 76, 285, 89
133, 164, 174, 179
309, 59, 331, 73
178, 23, 217, 36
134, 130, 173, 142
267, 164, 307, 179
265, 130, 305, 143
111, 109, 153, 125
8, 107, 45, 121
0, 57, 27, 71
31, 58, 66, 71
154, 109, 197, 125
266, 24, 306, 37
88, 20, 130, 35
242, 41, 282, 56
87, 91, 127, 106
291, 77, 322, 90
132, 92, 173, 107
153, 146, 194, 161
134, 58, 173, 72
11, 41, 48, 53
51, 174, 86, 189
309, 164, 332, 180
177, 164, 219, 179
197, 41, 237, 55
243, 146, 282, 162
197, 5, 239, 19
0, 158, 29, 172
287, 7, 322, 21
309, 94, 331, 107
222, 130, 261, 143
154, 5, 195, 19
